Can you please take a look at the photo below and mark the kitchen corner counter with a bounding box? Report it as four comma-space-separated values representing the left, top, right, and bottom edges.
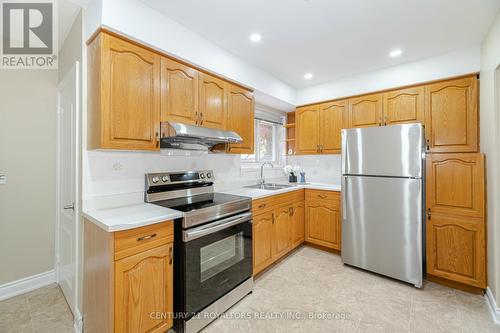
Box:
83, 203, 183, 232
220, 182, 341, 200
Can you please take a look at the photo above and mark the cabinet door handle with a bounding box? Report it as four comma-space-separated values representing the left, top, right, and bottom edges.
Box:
288, 207, 293, 217
258, 203, 267, 209
427, 208, 431, 220
137, 233, 157, 242
195, 112, 199, 125
378, 117, 382, 126
291, 207, 295, 216
169, 246, 173, 265
318, 194, 327, 199
155, 132, 159, 147
200, 112, 204, 125
384, 116, 387, 126
426, 139, 430, 151
316, 145, 320, 153
272, 213, 275, 224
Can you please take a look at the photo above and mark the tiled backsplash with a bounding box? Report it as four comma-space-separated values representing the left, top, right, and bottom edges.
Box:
82, 150, 341, 208
82, 150, 286, 201
287, 154, 342, 182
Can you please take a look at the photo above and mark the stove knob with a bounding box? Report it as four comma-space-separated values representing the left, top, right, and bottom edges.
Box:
161, 176, 169, 182
200, 173, 205, 179
151, 176, 160, 184
207, 172, 212, 178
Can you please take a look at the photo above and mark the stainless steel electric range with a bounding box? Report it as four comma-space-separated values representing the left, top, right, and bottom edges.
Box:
145, 170, 253, 333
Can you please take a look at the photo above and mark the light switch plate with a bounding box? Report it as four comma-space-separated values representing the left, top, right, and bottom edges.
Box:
0, 175, 6, 185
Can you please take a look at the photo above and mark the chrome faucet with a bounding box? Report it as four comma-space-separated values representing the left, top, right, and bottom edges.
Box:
259, 162, 274, 185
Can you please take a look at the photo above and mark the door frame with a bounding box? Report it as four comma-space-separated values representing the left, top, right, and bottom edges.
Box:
55, 61, 80, 318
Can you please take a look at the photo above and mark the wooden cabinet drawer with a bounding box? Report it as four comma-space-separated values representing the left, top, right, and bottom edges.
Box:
252, 189, 304, 215
305, 189, 340, 203
114, 221, 174, 260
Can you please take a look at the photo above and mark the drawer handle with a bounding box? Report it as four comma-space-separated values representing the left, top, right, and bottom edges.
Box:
258, 204, 267, 209
318, 194, 327, 199
137, 233, 157, 242
169, 246, 173, 265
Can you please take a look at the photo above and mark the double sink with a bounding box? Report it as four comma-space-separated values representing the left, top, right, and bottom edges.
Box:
244, 183, 297, 191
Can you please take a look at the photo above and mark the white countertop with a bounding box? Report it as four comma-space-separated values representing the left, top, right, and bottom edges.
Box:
83, 203, 183, 232
220, 182, 341, 199
83, 182, 340, 232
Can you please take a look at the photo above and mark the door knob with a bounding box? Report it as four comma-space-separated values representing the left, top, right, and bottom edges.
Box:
63, 203, 75, 210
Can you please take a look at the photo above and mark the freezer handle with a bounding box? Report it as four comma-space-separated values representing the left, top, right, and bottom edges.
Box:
342, 176, 347, 220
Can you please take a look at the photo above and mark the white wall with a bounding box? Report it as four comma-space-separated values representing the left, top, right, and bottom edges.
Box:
296, 46, 480, 105
83, 0, 295, 110
0, 70, 58, 285
480, 9, 500, 306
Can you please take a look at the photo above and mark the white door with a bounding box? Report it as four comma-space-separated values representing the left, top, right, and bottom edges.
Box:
56, 62, 79, 316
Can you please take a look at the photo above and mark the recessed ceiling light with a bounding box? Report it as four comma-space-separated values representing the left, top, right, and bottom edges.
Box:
390, 49, 403, 57
250, 33, 262, 42
304, 73, 313, 80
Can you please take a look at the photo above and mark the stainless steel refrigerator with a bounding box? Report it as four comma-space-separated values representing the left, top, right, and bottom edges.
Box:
341, 123, 425, 288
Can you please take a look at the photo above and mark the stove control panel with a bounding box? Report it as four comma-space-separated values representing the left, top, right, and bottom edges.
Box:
145, 170, 214, 187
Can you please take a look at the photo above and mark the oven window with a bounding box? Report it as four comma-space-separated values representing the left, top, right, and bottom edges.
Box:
200, 232, 244, 282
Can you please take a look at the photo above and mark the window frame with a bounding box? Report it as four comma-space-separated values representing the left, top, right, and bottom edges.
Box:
240, 118, 284, 165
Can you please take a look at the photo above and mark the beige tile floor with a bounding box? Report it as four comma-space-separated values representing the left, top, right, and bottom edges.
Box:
202, 246, 500, 333
0, 246, 498, 333
0, 283, 73, 333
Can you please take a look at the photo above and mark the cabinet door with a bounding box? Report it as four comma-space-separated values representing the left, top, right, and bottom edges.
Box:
101, 34, 161, 150
291, 201, 305, 248
161, 58, 199, 125
348, 93, 383, 128
273, 206, 291, 259
199, 73, 227, 129
426, 213, 486, 288
305, 200, 340, 250
253, 212, 274, 275
426, 153, 485, 219
115, 244, 173, 333
424, 76, 478, 152
319, 100, 345, 154
226, 85, 254, 154
296, 105, 320, 154
383, 87, 424, 125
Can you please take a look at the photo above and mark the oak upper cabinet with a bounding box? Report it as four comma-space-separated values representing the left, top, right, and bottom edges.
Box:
88, 32, 161, 150
424, 76, 478, 153
426, 153, 486, 288
319, 100, 346, 153
273, 205, 292, 259
291, 201, 305, 248
305, 190, 341, 250
252, 212, 274, 276
383, 87, 424, 125
115, 244, 173, 333
161, 58, 199, 125
296, 105, 320, 154
198, 73, 227, 129
348, 93, 383, 128
226, 85, 255, 154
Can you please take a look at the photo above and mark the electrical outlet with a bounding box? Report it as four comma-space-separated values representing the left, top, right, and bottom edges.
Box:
0, 175, 6, 185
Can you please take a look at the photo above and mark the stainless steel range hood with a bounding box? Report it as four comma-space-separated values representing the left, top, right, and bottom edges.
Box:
160, 122, 242, 151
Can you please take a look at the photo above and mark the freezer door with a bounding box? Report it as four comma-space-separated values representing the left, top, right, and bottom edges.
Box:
341, 175, 423, 287
341, 123, 424, 178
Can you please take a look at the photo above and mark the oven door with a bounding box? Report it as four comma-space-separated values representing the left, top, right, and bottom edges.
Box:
182, 212, 252, 316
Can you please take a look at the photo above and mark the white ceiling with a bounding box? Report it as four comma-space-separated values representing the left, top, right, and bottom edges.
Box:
140, 0, 500, 88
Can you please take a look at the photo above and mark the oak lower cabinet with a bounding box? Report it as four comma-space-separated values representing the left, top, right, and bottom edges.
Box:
305, 190, 341, 250
252, 191, 304, 275
84, 220, 174, 333
88, 32, 161, 150
426, 153, 486, 289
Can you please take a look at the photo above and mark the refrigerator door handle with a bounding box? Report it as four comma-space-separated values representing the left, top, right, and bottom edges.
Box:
342, 176, 347, 221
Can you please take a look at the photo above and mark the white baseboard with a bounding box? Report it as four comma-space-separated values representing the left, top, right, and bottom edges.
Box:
0, 270, 55, 301
73, 307, 83, 333
486, 287, 500, 325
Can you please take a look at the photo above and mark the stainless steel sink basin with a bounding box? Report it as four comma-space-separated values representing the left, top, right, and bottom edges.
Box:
244, 183, 296, 190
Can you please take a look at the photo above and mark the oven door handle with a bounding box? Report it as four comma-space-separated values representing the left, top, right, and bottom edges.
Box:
183, 212, 252, 242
